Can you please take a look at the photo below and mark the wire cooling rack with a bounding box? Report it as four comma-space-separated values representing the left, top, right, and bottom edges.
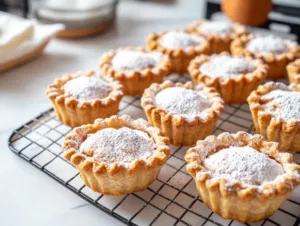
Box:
8, 74, 300, 226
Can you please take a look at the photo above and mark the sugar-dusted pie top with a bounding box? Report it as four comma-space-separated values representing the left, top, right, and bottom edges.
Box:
111, 50, 161, 73
198, 21, 233, 35
159, 31, 206, 50
203, 146, 284, 186
79, 127, 155, 164
154, 87, 211, 121
246, 36, 295, 56
64, 75, 112, 102
199, 55, 257, 78
262, 90, 300, 121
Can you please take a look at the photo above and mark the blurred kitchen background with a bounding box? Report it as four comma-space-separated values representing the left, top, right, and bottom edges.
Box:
0, 1, 300, 226
1, 0, 299, 40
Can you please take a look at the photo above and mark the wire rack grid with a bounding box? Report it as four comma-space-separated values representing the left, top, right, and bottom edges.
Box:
8, 74, 300, 226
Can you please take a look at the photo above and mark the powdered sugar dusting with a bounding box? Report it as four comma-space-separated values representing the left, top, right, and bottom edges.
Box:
154, 87, 211, 121
198, 21, 233, 35
111, 50, 161, 73
261, 90, 289, 100
200, 55, 257, 79
204, 146, 284, 185
159, 31, 205, 50
246, 36, 291, 56
80, 127, 155, 164
64, 76, 112, 102
263, 90, 300, 121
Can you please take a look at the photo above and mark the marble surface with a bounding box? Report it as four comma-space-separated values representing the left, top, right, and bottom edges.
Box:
0, 1, 204, 225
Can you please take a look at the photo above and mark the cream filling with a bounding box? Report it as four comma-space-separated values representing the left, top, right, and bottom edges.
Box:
80, 127, 155, 165
198, 21, 233, 35
199, 55, 257, 79
159, 31, 206, 50
154, 87, 211, 121
204, 146, 284, 186
111, 50, 161, 74
246, 36, 297, 57
262, 90, 300, 121
64, 76, 112, 102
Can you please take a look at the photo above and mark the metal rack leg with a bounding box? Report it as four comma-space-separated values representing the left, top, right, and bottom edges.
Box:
205, 2, 221, 19
22, 0, 29, 18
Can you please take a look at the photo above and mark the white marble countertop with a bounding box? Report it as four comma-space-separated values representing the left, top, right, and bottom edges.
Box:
0, 1, 204, 225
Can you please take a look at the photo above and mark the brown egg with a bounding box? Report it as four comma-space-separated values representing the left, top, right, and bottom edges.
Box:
222, 0, 272, 26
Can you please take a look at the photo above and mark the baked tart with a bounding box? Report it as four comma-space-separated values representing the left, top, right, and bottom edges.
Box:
187, 20, 247, 54
63, 115, 170, 196
46, 71, 124, 127
231, 34, 299, 79
248, 82, 300, 152
99, 47, 171, 96
287, 59, 300, 84
188, 52, 268, 104
141, 81, 224, 146
185, 131, 300, 223
146, 30, 210, 74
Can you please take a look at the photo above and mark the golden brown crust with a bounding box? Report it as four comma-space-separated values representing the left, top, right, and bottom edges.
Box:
146, 31, 210, 74
247, 82, 300, 152
141, 80, 224, 146
231, 34, 300, 80
99, 46, 171, 96
46, 71, 124, 127
185, 131, 300, 223
287, 59, 300, 84
188, 52, 268, 104
63, 115, 170, 196
187, 20, 247, 54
